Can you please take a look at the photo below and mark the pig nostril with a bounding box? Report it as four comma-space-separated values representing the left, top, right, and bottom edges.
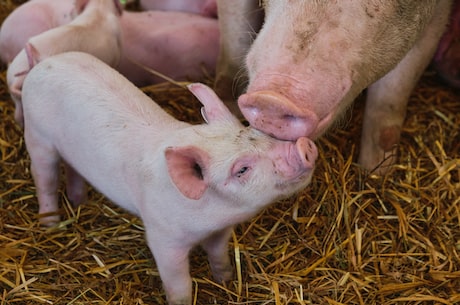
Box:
283, 114, 296, 120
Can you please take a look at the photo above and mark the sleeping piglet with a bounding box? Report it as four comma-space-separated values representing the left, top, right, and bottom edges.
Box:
22, 51, 317, 305
6, 0, 123, 128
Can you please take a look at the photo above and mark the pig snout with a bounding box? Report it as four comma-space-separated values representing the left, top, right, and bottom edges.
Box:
239, 91, 320, 141
296, 137, 317, 170
275, 137, 318, 183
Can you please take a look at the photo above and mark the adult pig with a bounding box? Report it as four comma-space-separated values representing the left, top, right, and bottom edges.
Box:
0, 0, 75, 64
215, 0, 452, 173
117, 10, 219, 87
22, 51, 317, 305
6, 0, 123, 128
140, 0, 217, 18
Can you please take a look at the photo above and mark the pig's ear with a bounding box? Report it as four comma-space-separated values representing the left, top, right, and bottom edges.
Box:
188, 83, 240, 125
165, 146, 210, 200
25, 43, 40, 69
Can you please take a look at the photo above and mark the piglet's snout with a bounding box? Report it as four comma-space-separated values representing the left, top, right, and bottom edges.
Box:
296, 137, 318, 170
239, 91, 319, 141
273, 137, 318, 182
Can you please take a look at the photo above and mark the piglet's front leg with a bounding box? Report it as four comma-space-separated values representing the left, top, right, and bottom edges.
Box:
146, 231, 193, 305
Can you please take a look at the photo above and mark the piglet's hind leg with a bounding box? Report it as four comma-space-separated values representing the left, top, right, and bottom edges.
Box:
26, 140, 61, 226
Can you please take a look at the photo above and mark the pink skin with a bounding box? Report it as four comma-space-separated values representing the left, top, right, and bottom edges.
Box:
140, 0, 217, 18
117, 10, 219, 87
433, 1, 460, 88
1, 4, 219, 90
6, 0, 123, 128
0, 0, 75, 64
216, 0, 452, 173
22, 52, 317, 305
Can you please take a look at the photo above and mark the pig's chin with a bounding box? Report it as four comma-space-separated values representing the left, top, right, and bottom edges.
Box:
275, 173, 313, 195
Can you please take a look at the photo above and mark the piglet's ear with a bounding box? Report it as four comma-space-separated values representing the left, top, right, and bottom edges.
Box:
165, 146, 210, 200
188, 83, 240, 125
25, 43, 40, 69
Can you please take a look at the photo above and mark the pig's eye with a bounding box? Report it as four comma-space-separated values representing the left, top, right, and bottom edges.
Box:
236, 166, 250, 178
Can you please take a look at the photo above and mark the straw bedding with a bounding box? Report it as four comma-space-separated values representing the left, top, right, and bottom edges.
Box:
1, 1, 459, 304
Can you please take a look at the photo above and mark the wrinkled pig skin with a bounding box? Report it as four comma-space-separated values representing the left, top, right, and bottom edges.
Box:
117, 10, 219, 87
215, 0, 453, 173
0, 0, 75, 64
433, 0, 460, 88
140, 0, 217, 18
6, 0, 123, 128
22, 52, 317, 305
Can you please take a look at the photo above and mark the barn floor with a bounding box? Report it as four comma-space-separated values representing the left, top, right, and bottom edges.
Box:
1, 1, 459, 304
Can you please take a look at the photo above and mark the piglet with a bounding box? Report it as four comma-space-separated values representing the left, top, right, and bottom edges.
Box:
140, 0, 217, 18
117, 10, 219, 87
22, 51, 317, 305
0, 0, 75, 64
6, 0, 123, 128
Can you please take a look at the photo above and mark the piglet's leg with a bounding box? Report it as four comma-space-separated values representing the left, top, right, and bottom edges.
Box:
10, 86, 24, 128
26, 140, 61, 226
146, 232, 193, 305
64, 162, 87, 207
201, 227, 234, 283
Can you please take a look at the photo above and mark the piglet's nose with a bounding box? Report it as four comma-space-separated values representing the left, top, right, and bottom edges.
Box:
296, 137, 318, 169
238, 91, 319, 141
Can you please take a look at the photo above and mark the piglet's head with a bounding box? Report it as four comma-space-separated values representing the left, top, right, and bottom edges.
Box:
165, 83, 317, 216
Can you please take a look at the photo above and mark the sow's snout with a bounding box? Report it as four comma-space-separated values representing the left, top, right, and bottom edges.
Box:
239, 91, 320, 141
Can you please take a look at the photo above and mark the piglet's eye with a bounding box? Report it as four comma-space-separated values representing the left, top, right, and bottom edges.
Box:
236, 166, 250, 178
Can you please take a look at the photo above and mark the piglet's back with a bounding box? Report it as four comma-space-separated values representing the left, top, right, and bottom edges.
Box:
22, 51, 178, 129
